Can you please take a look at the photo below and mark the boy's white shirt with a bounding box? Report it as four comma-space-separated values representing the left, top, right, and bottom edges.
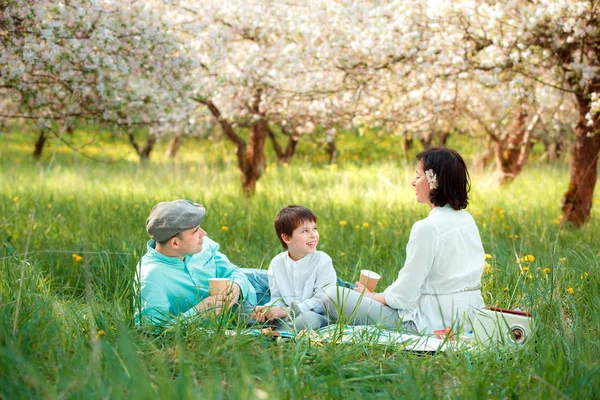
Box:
266, 250, 337, 314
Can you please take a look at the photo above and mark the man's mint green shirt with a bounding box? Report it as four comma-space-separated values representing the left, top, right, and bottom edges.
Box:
135, 237, 257, 326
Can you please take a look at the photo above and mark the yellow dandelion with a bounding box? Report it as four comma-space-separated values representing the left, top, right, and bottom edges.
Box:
522, 266, 529, 273
221, 225, 228, 231
580, 272, 589, 279
474, 211, 482, 216
46, 204, 52, 208
543, 268, 551, 274
13, 196, 19, 202
567, 287, 574, 294
340, 252, 345, 257
485, 254, 492, 259
362, 222, 369, 228
134, 204, 139, 209
484, 263, 493, 274
72, 254, 83, 262
536, 219, 541, 225
552, 219, 560, 224
339, 220, 347, 226
525, 254, 535, 262
68, 195, 75, 200
503, 286, 509, 292
354, 225, 360, 229
154, 195, 160, 201
113, 205, 119, 210
97, 329, 105, 336
559, 257, 566, 262
282, 162, 289, 168
527, 273, 533, 279
223, 212, 228, 217
329, 164, 338, 169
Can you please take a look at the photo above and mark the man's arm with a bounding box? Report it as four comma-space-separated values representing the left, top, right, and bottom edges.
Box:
214, 250, 257, 305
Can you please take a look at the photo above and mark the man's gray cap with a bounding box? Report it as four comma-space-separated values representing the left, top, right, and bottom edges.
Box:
146, 199, 205, 242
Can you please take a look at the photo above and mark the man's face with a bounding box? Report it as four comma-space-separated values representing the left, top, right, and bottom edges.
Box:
174, 226, 206, 256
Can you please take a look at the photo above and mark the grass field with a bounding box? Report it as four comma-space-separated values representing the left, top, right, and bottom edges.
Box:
1, 129, 599, 398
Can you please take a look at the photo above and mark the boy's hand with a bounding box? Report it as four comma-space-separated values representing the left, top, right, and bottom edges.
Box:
251, 306, 268, 322
251, 306, 288, 322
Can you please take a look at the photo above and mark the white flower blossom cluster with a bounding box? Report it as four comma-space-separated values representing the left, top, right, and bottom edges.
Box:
0, 0, 597, 142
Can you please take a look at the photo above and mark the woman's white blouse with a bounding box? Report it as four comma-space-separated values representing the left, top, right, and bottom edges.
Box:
382, 205, 485, 333
266, 250, 337, 314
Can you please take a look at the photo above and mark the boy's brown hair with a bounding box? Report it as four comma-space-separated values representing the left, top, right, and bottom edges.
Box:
274, 205, 317, 249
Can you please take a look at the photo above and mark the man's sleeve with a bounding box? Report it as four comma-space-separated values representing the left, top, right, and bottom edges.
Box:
135, 271, 199, 329
214, 249, 257, 305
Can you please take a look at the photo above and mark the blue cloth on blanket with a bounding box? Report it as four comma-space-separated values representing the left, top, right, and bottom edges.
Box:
241, 269, 355, 306
241, 268, 271, 305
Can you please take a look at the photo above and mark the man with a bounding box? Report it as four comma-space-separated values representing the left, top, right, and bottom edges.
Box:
135, 199, 257, 328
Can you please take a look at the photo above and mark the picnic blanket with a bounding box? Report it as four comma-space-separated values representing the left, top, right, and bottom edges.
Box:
229, 324, 473, 352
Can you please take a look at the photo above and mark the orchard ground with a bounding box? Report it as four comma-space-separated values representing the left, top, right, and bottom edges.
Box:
1, 130, 599, 398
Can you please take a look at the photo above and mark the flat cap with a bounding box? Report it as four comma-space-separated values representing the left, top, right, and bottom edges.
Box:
146, 199, 205, 243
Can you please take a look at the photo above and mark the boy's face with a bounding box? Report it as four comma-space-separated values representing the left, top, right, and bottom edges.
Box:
282, 220, 319, 261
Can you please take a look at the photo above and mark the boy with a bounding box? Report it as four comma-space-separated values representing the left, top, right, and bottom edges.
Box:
251, 205, 337, 331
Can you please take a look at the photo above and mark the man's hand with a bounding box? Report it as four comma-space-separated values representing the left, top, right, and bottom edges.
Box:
196, 294, 225, 314
251, 306, 288, 322
225, 282, 241, 304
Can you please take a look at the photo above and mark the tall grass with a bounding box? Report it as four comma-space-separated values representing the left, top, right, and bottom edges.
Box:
1, 130, 599, 398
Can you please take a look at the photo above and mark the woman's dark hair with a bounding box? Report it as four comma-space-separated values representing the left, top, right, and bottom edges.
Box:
274, 205, 317, 249
416, 147, 470, 210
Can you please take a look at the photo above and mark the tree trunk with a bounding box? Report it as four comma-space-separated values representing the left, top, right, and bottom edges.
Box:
326, 139, 337, 164
419, 134, 433, 150
268, 127, 299, 163
139, 134, 156, 161
164, 134, 183, 159
127, 129, 156, 162
438, 131, 450, 147
561, 95, 600, 226
495, 107, 539, 185
242, 118, 268, 195
402, 135, 413, 151
33, 129, 47, 159
474, 136, 495, 170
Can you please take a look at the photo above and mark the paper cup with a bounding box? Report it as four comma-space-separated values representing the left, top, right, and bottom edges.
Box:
209, 278, 230, 296
359, 269, 381, 292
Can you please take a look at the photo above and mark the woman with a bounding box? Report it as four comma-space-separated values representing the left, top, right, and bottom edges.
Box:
322, 147, 485, 334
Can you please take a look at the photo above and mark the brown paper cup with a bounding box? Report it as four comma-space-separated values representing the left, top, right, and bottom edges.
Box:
209, 278, 230, 296
359, 269, 381, 292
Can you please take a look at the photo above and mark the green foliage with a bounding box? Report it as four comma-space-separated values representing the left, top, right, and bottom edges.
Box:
1, 133, 599, 399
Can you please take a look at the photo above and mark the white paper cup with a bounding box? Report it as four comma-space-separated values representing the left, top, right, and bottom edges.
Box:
209, 278, 230, 296
359, 269, 381, 292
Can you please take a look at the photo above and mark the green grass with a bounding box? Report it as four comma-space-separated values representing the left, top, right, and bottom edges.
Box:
1, 129, 599, 399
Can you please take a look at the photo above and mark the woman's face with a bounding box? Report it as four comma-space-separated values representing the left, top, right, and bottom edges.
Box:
412, 161, 432, 205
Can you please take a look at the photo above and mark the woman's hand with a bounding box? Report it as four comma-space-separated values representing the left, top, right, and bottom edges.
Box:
354, 282, 373, 298
354, 281, 387, 305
